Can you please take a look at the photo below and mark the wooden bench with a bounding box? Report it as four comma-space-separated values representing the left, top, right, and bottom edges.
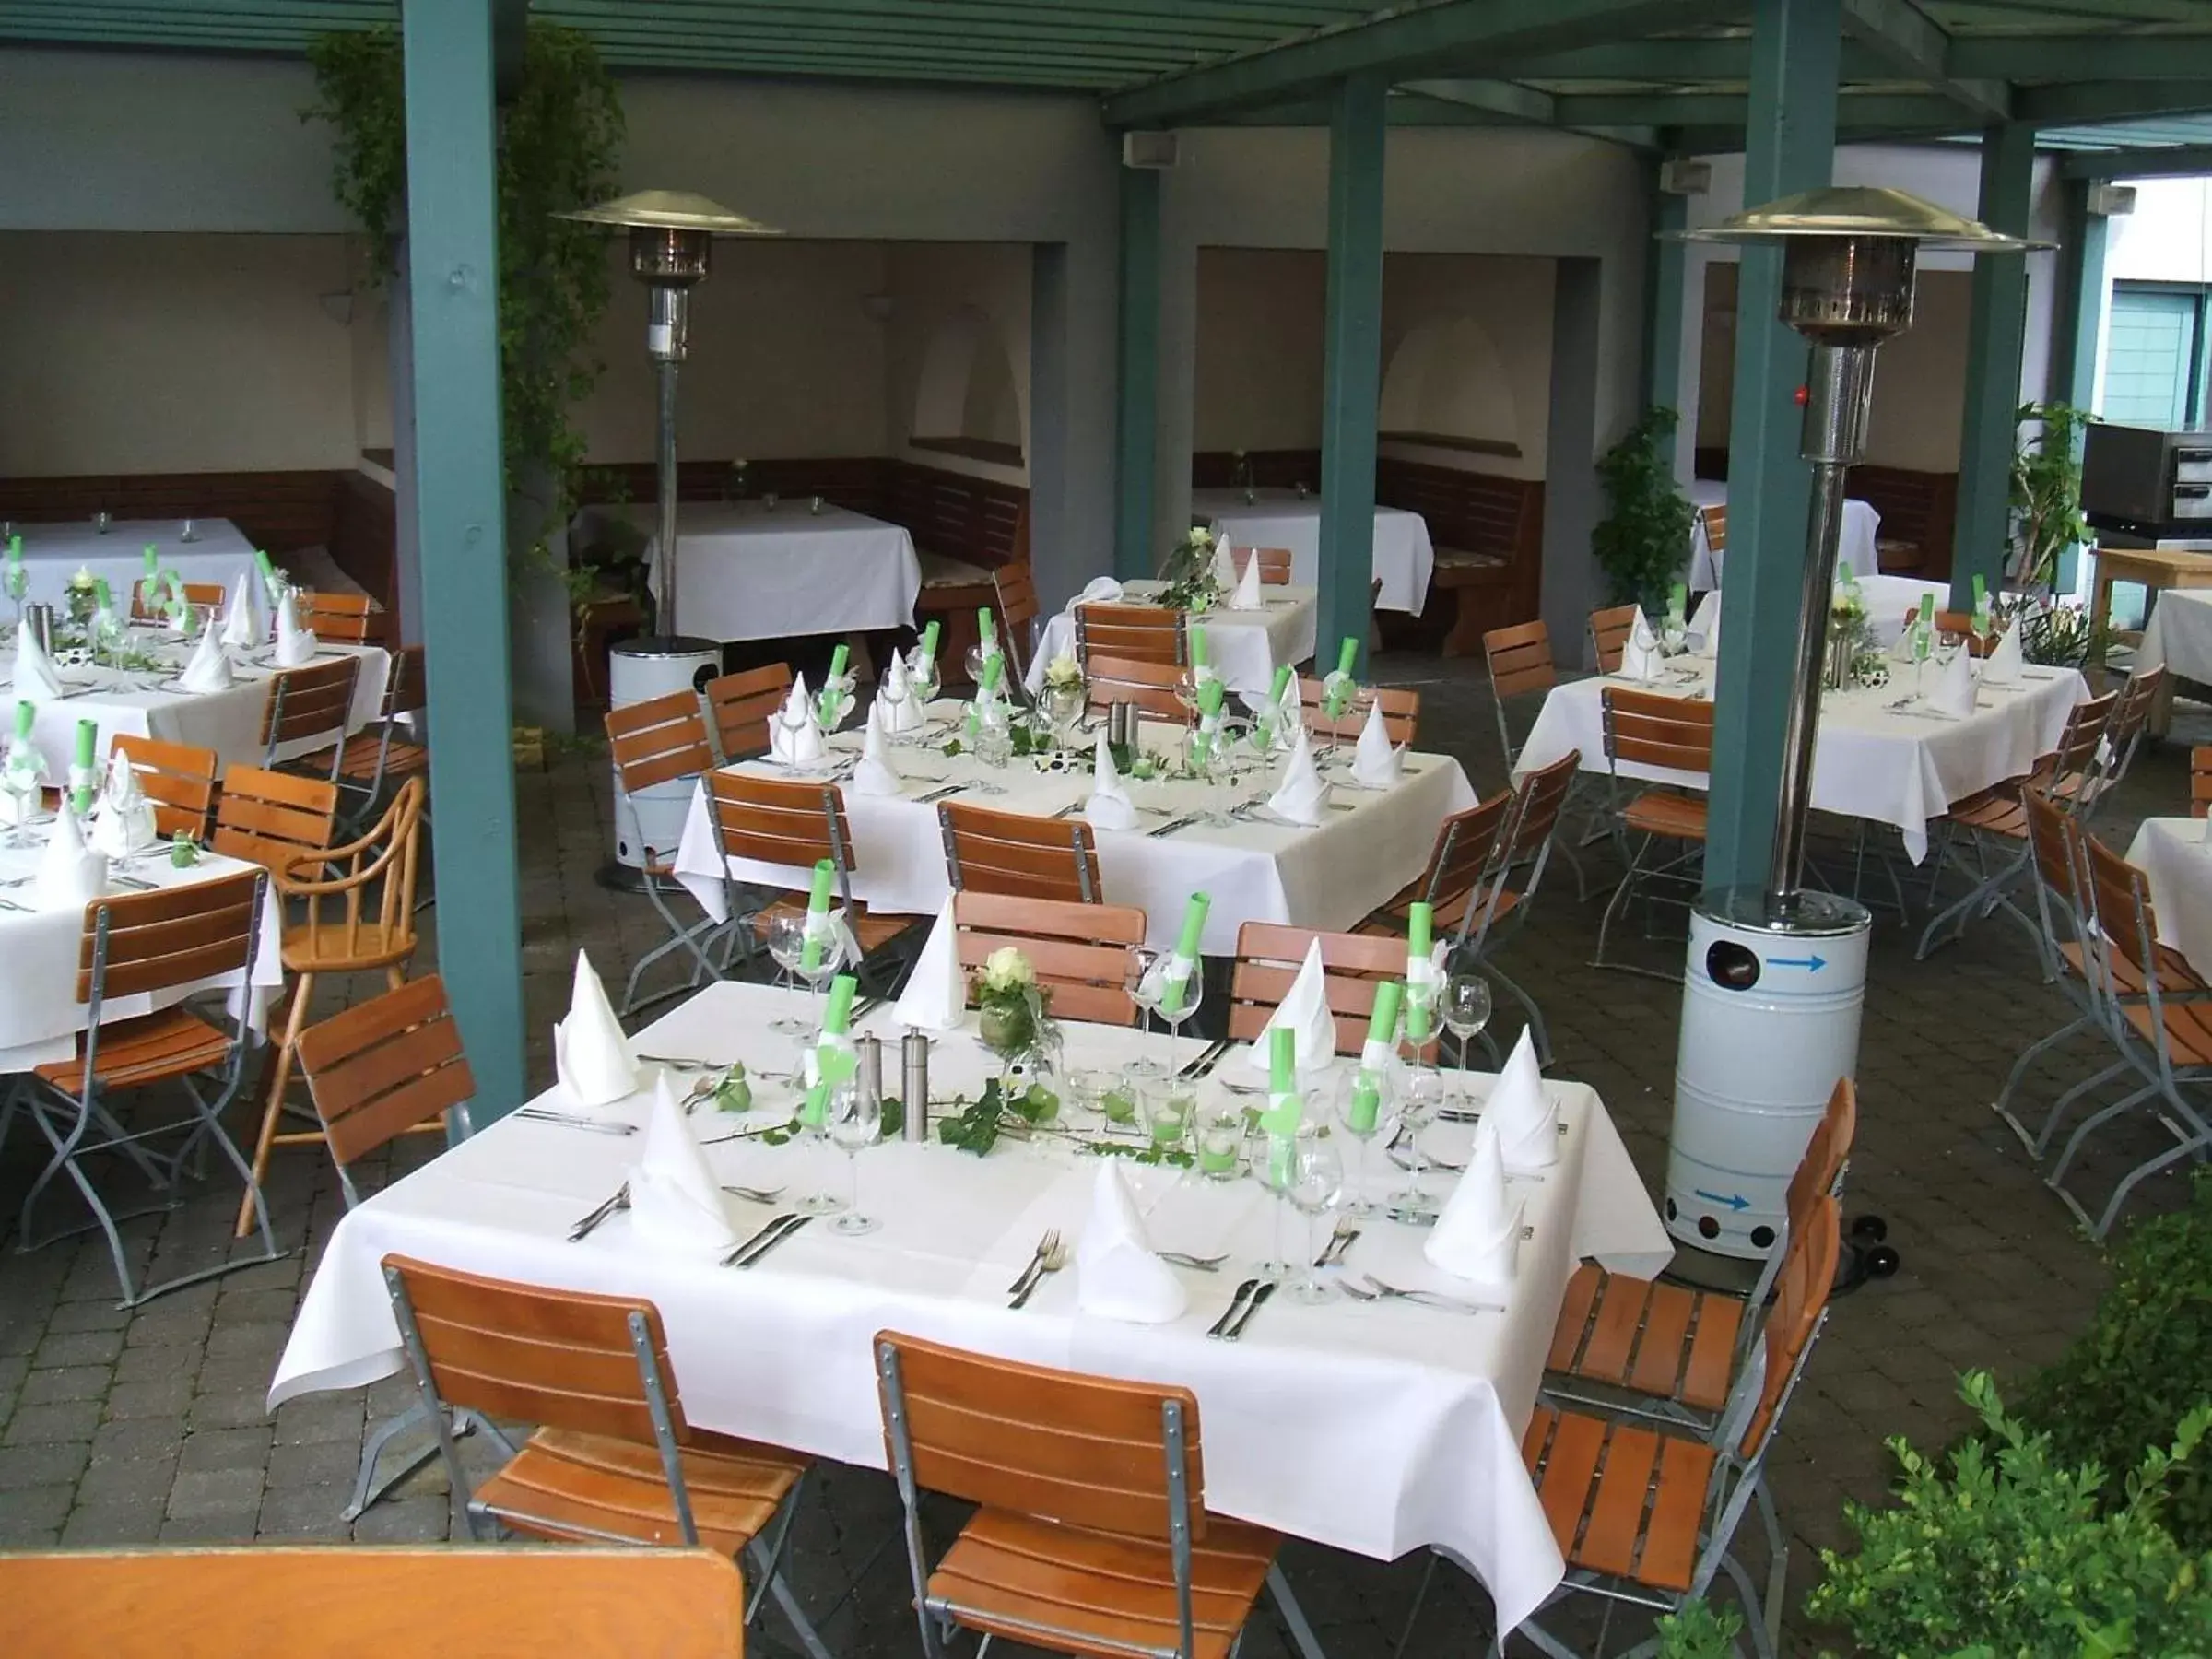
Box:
1849, 465, 1959, 581
1377, 459, 1546, 656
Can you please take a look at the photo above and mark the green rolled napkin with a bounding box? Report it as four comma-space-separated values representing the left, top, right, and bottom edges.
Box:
828, 643, 850, 681
800, 974, 861, 1126
1258, 1025, 1301, 1139
1157, 892, 1210, 1016
800, 858, 836, 971
1404, 901, 1435, 1041
978, 608, 998, 651
980, 654, 1004, 694
1189, 624, 1207, 667
142, 546, 159, 576
12, 700, 33, 743
4, 535, 18, 567
93, 577, 112, 613
1267, 664, 1293, 703
918, 619, 941, 662
71, 719, 97, 813
1335, 637, 1359, 677
1349, 981, 1405, 1134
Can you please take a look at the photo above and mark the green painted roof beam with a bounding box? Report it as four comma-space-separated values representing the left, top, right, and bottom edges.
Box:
1100, 0, 1743, 127
1953, 31, 2212, 79
1397, 77, 1558, 125
2060, 141, 2212, 178
2018, 78, 2212, 125
547, 0, 1351, 48
1841, 0, 2009, 122
547, 13, 1213, 66
1552, 89, 1964, 127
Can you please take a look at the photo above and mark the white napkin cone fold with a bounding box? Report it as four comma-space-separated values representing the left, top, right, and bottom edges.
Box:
178, 618, 234, 694
893, 898, 967, 1033
1212, 537, 1240, 590
33, 804, 108, 912
1926, 646, 1976, 720
1265, 723, 1329, 826
10, 625, 65, 701
1619, 606, 1658, 681
1889, 618, 1924, 664
1350, 698, 1403, 789
1075, 1161, 1188, 1324
1227, 552, 1265, 611
852, 700, 901, 797
1980, 624, 2024, 688
273, 590, 317, 668
769, 675, 827, 767
221, 571, 259, 651
1086, 730, 1138, 830
1487, 1028, 1560, 1172
1423, 1119, 1524, 1289
625, 1075, 741, 1255
553, 949, 638, 1108
880, 651, 923, 734
92, 749, 160, 859
1242, 937, 1337, 1076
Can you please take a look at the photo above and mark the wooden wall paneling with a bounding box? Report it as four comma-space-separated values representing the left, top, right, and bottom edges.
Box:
328, 469, 399, 642
1190, 449, 1323, 492
1846, 465, 1959, 581
1375, 457, 1545, 655
0, 470, 337, 556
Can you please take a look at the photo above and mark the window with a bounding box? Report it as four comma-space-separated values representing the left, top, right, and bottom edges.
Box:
2103, 282, 2209, 429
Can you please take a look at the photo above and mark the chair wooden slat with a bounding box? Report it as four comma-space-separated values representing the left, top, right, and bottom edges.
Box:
71, 870, 264, 1005
952, 890, 1145, 1027
1624, 1284, 1698, 1400
1637, 1436, 1713, 1592
1230, 547, 1292, 584
704, 664, 794, 763
1295, 678, 1419, 747
1228, 923, 1437, 1059
1482, 619, 1557, 700
940, 800, 1101, 904
1530, 1408, 1606, 1547
1576, 1424, 1661, 1578
1589, 605, 1638, 674
260, 654, 362, 754
1084, 653, 1192, 724
1739, 1194, 1839, 1458
606, 689, 714, 796
1076, 603, 1182, 668
107, 734, 218, 841
1547, 1265, 1602, 1371
296, 974, 474, 1171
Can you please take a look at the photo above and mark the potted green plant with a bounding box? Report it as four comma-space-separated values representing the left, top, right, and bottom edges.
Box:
2010, 401, 2090, 594
1594, 407, 1698, 616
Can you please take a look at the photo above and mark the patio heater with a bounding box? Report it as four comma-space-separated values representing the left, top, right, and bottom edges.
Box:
558, 190, 780, 884
1665, 188, 2036, 1258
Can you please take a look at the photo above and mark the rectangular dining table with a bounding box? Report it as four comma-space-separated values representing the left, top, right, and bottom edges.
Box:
1516, 655, 2088, 863
671, 708, 1478, 955
1194, 489, 1436, 617
2123, 817, 2212, 980
1686, 480, 1882, 589
8, 517, 259, 610
269, 980, 1672, 1637
1026, 579, 1320, 699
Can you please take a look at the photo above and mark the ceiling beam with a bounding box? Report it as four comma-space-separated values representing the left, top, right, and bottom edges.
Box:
1839, 0, 2009, 123
1397, 77, 1557, 125
1100, 0, 1741, 127
1552, 89, 1967, 132
2059, 142, 2212, 179
2018, 78, 2212, 125
1951, 31, 2212, 80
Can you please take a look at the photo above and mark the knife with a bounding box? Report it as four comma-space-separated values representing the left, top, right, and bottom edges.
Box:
1147, 813, 1200, 839
1223, 1281, 1277, 1341
736, 1212, 813, 1267
721, 1212, 802, 1267
1176, 1037, 1230, 1079
1208, 1277, 1261, 1338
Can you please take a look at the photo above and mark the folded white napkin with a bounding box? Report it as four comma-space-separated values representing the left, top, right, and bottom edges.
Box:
221, 571, 259, 651
1242, 937, 1337, 1076
893, 898, 967, 1032
625, 1075, 740, 1255
1925, 646, 1976, 720
769, 675, 827, 767
1067, 575, 1123, 615
1423, 1118, 1524, 1289
852, 700, 901, 797
1227, 552, 1265, 611
1980, 623, 2023, 688
1212, 537, 1240, 590
10, 626, 64, 701
1619, 606, 1658, 680
33, 804, 107, 912
1075, 1161, 1188, 1324
553, 949, 638, 1108
91, 750, 160, 859
1350, 698, 1402, 789
880, 650, 923, 734
1889, 618, 1924, 664
1698, 608, 1721, 659
273, 590, 317, 668
178, 618, 234, 694
1487, 1028, 1559, 1172
1265, 723, 1330, 826
1086, 730, 1138, 830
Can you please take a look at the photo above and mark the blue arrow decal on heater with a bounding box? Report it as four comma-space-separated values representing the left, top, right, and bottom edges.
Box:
1767, 954, 1826, 971
1695, 1189, 1751, 1212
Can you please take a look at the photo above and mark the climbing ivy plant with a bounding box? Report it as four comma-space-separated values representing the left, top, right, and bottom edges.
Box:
304, 24, 624, 565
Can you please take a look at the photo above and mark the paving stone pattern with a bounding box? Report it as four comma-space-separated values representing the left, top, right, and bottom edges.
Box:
0, 654, 2197, 1656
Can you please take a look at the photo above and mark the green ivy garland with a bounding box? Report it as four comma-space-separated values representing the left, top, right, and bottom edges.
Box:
304, 24, 624, 569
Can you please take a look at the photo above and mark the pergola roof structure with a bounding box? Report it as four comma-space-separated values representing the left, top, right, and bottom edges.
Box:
6, 0, 2212, 163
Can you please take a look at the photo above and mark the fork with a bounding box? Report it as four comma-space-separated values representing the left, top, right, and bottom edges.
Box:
568, 1182, 630, 1242
1347, 1275, 1502, 1315
1008, 1230, 1065, 1308
1006, 1230, 1059, 1300
720, 1183, 786, 1205
1158, 1250, 1228, 1272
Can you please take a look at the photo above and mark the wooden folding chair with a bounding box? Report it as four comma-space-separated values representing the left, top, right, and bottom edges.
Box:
128, 580, 224, 624
1296, 677, 1418, 747
1594, 688, 1713, 976
260, 653, 363, 784
1077, 601, 1183, 668
993, 561, 1042, 686
1700, 503, 1727, 572
4, 868, 276, 1306
706, 771, 919, 987
1480, 619, 1556, 769
1231, 546, 1293, 584
1, 1546, 750, 1659
233, 776, 424, 1238
294, 973, 479, 1518
299, 589, 378, 643
939, 799, 1103, 903
293, 642, 428, 829
1228, 922, 1438, 1061
2194, 746, 2212, 818
605, 689, 722, 1016
1927, 608, 1998, 657
873, 1330, 1326, 1659
209, 763, 341, 882
1546, 1077, 1855, 1432
2084, 664, 2166, 806
1454, 749, 1584, 1063
382, 1255, 830, 1659
705, 663, 794, 763
952, 890, 1146, 1025
1355, 791, 1513, 943
1085, 653, 1192, 724
1589, 603, 1637, 674
106, 734, 218, 841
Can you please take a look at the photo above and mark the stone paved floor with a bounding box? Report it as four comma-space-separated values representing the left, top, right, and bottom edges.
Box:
0, 653, 2200, 1656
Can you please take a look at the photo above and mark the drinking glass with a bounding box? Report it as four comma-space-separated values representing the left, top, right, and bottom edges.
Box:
1661, 616, 1688, 656
3, 742, 45, 849
1283, 1133, 1346, 1304
3, 563, 25, 633
817, 675, 854, 733
1442, 973, 1493, 1103
1124, 947, 1165, 1070
1142, 1077, 1195, 1157
1196, 1108, 1245, 1181
1041, 683, 1084, 747
908, 652, 942, 726
973, 698, 1014, 767
1100, 1064, 1148, 1136
763, 912, 818, 1039
875, 672, 912, 745
1151, 958, 1205, 1075
1333, 1065, 1396, 1219
828, 1080, 880, 1235
1386, 1053, 1448, 1225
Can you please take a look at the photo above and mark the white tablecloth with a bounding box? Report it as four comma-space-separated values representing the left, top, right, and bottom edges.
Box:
577, 502, 922, 645
1685, 481, 1881, 590
2136, 588, 2212, 686
0, 833, 285, 1072
1516, 657, 2088, 863
7, 518, 259, 611
269, 980, 1672, 1636
1690, 573, 1951, 651
1027, 581, 1320, 699
672, 710, 1477, 954
1194, 489, 1435, 617
3, 630, 390, 779
2124, 817, 2212, 980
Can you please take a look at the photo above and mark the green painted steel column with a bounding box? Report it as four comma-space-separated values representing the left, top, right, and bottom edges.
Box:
1953, 122, 2038, 606
2051, 180, 2110, 594
1642, 175, 1691, 462
1114, 164, 1162, 582
1317, 71, 1389, 676
1704, 0, 1839, 900
402, 0, 525, 1121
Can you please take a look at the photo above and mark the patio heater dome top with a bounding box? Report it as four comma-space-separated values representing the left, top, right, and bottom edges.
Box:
558, 189, 782, 236
1675, 184, 2045, 251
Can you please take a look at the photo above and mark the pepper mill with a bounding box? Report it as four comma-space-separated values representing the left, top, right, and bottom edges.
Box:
24, 604, 53, 655
901, 1032, 931, 1142
853, 1034, 883, 1108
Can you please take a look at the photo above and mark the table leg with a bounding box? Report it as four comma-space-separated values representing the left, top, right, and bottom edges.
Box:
2088, 564, 2115, 675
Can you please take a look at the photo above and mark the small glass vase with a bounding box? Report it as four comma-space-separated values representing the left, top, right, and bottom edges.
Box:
978, 1000, 1035, 1062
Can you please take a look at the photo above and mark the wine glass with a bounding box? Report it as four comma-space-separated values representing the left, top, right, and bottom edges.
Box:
1333, 1062, 1397, 1219
4, 739, 47, 849
1124, 947, 1166, 1072
1149, 957, 1205, 1075
3, 562, 24, 633
875, 672, 911, 746
763, 913, 816, 1039
828, 1080, 880, 1236
817, 675, 854, 733
1442, 973, 1493, 1103
1386, 1053, 1448, 1225
1283, 1133, 1346, 1304
908, 650, 942, 724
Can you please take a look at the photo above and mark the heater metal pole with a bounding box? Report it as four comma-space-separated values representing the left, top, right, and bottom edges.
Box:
647, 281, 687, 640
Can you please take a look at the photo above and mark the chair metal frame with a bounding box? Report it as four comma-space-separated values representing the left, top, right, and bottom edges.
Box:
325, 642, 428, 834
1478, 620, 1596, 902
1451, 750, 1583, 1065
993, 561, 1042, 688
260, 653, 364, 786
1592, 689, 1713, 980
606, 690, 724, 1016
4, 868, 278, 1308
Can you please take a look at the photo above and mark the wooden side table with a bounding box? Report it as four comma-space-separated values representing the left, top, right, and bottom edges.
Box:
2088, 545, 2212, 734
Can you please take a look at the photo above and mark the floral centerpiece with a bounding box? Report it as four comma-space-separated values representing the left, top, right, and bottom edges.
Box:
1826, 582, 1873, 691
1039, 653, 1086, 745
973, 947, 1055, 1062
1159, 526, 1224, 613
